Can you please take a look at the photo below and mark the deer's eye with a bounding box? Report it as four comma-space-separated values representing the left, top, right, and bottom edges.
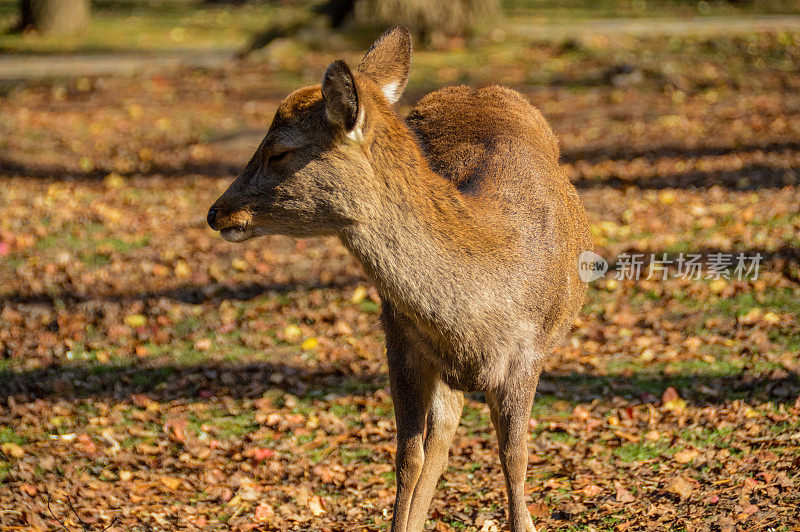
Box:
268, 150, 290, 165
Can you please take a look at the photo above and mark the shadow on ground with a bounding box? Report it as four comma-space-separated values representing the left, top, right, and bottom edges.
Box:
0, 156, 242, 180
561, 140, 800, 166
572, 162, 799, 190
1, 358, 797, 407
0, 276, 366, 306
1, 141, 798, 190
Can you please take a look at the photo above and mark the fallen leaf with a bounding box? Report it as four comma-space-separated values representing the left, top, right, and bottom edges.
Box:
283, 324, 303, 343
175, 261, 191, 277
24, 510, 47, 531
742, 477, 760, 493
103, 172, 125, 189
1, 442, 24, 458
736, 504, 759, 521
674, 449, 699, 464
254, 502, 274, 521
580, 484, 604, 497
775, 472, 795, 488
160, 476, 183, 491
665, 476, 695, 498
124, 313, 146, 328
246, 447, 276, 462
351, 286, 368, 303
194, 338, 212, 351
614, 482, 636, 503
479, 519, 499, 532
572, 404, 591, 420
75, 433, 97, 455
301, 337, 318, 351
163, 418, 188, 443
308, 495, 325, 516
661, 387, 680, 403
528, 502, 549, 517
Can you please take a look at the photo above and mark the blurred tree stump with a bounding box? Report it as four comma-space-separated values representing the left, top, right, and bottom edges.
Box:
351, 0, 499, 43
239, 0, 500, 59
19, 0, 91, 35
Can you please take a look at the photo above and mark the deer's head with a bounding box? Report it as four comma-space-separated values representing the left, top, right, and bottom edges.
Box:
207, 26, 412, 242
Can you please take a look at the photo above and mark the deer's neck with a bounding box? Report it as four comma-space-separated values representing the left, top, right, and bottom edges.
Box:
338, 119, 513, 329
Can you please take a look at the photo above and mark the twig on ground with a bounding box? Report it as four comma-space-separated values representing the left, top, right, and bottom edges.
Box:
47, 493, 119, 532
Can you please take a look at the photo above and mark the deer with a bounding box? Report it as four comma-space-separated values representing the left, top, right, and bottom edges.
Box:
207, 26, 591, 532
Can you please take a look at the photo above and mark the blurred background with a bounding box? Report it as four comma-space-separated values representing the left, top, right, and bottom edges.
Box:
1, 1, 799, 531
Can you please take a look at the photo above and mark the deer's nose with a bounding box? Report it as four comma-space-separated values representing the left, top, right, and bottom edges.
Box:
207, 207, 218, 229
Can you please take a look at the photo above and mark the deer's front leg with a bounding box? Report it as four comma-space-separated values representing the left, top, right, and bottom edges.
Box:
405, 380, 463, 532
487, 375, 539, 532
387, 352, 433, 532
384, 321, 435, 532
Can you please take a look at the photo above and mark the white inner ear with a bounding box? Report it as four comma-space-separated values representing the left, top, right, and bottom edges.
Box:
345, 105, 365, 143
381, 81, 401, 104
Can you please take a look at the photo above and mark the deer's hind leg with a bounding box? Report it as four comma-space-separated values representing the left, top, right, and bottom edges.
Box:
486, 373, 540, 532
405, 379, 464, 531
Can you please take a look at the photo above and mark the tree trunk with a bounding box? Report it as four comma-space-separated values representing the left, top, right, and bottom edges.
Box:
20, 0, 90, 35
351, 0, 500, 41
239, 0, 501, 59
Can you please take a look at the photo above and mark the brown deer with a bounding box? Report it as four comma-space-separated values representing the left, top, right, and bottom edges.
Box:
207, 26, 591, 532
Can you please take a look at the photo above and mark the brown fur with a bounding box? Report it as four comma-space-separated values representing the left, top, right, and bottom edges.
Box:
208, 26, 592, 532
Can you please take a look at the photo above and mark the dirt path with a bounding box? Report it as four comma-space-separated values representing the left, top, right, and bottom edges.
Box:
1, 15, 798, 82
0, 48, 235, 82
510, 14, 800, 40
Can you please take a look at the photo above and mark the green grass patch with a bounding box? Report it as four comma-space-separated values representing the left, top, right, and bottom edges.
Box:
532, 395, 576, 420
36, 233, 83, 251
97, 235, 150, 253
189, 408, 257, 440
79, 251, 111, 267
0, 461, 11, 482
679, 426, 734, 448
306, 441, 331, 464
546, 431, 579, 445
0, 426, 27, 446
339, 445, 375, 465
461, 404, 490, 429
687, 287, 800, 319
33, 228, 149, 268
329, 402, 361, 422
216, 412, 258, 439
174, 316, 203, 339
505, 0, 800, 19
614, 440, 671, 462
0, 0, 281, 53
607, 356, 744, 380
368, 402, 393, 418
359, 300, 380, 314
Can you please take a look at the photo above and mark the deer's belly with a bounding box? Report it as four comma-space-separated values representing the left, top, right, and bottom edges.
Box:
416, 331, 545, 392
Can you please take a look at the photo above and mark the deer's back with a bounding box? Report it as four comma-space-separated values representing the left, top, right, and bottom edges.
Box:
405, 85, 591, 354
405, 85, 561, 197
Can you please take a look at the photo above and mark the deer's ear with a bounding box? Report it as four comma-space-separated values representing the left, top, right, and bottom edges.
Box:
322, 60, 362, 135
357, 26, 412, 104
